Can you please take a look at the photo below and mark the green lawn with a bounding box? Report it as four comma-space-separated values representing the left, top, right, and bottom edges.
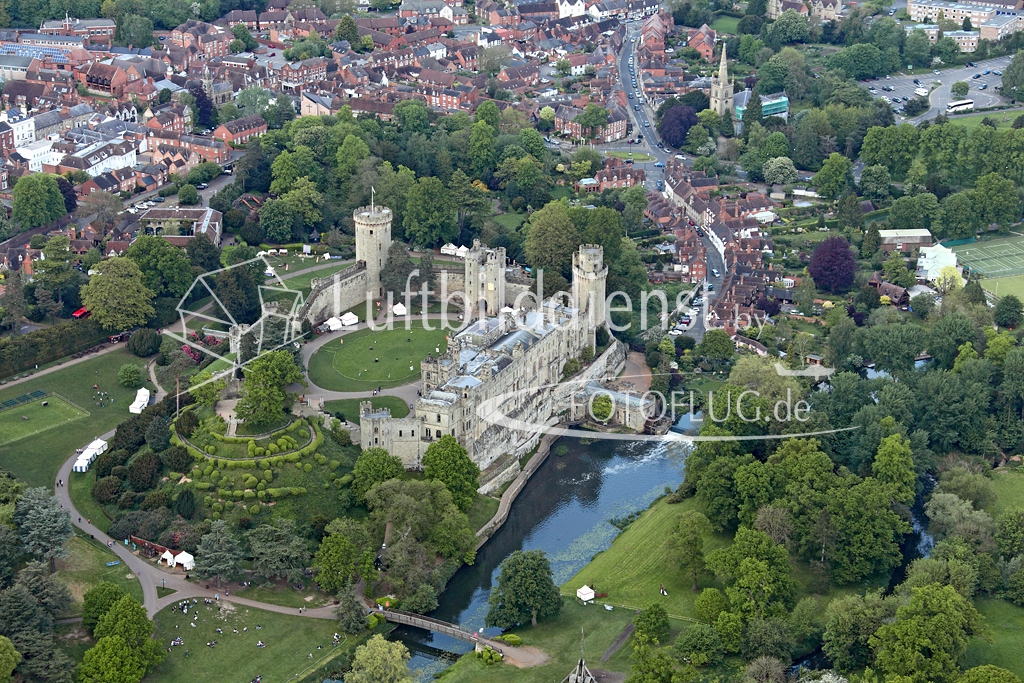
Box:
148, 603, 346, 683
307, 325, 448, 391
441, 600, 636, 683
493, 213, 526, 231
0, 394, 89, 447
323, 396, 410, 420
607, 152, 655, 162
69, 470, 114, 533
467, 494, 500, 533
710, 15, 739, 34
989, 469, 1024, 519
230, 581, 334, 609
948, 111, 1020, 130
563, 497, 730, 618
54, 534, 144, 615
964, 598, 1024, 677
982, 275, 1024, 300
0, 348, 142, 486
276, 259, 356, 295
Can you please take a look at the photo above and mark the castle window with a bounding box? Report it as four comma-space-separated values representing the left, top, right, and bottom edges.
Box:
411, 430, 415, 436
399, 430, 402, 437
437, 415, 441, 422
436, 429, 441, 438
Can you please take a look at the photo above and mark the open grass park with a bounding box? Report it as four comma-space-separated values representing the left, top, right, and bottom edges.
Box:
307, 325, 448, 391
147, 601, 349, 683
323, 396, 410, 420
951, 234, 1024, 278
55, 533, 145, 614
0, 348, 143, 486
0, 393, 89, 447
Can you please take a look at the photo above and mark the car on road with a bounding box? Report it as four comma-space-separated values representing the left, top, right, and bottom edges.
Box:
979, 83, 988, 90
869, 88, 877, 93
628, 92, 633, 98
196, 183, 209, 190
635, 104, 641, 111
973, 73, 982, 78
913, 78, 920, 84
883, 85, 894, 91
711, 268, 720, 277
934, 70, 941, 75
153, 196, 164, 203
891, 97, 901, 103
656, 180, 663, 189
655, 162, 665, 167
967, 61, 976, 67
902, 96, 909, 101
644, 121, 650, 126
706, 283, 714, 291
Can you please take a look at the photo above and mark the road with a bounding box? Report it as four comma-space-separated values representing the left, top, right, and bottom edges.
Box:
867, 54, 1012, 122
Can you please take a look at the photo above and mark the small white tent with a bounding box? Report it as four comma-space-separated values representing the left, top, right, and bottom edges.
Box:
72, 438, 109, 472
440, 243, 459, 256
393, 302, 407, 316
129, 388, 151, 414
160, 550, 176, 566
576, 585, 595, 603
340, 311, 359, 327
173, 551, 195, 571
325, 316, 343, 331
455, 245, 470, 259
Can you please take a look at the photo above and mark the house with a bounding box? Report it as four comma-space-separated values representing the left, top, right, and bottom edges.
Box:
766, 0, 809, 19
213, 114, 267, 143
916, 244, 959, 282
38, 16, 116, 46
139, 207, 223, 247
687, 24, 716, 61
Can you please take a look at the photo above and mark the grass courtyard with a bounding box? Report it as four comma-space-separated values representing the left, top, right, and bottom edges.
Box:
148, 602, 347, 683
307, 325, 448, 391
0, 394, 89, 447
710, 15, 739, 34
323, 396, 410, 420
981, 274, 1024, 300
0, 348, 142, 486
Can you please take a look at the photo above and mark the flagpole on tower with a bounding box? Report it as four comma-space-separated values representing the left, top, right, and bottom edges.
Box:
371, 186, 375, 213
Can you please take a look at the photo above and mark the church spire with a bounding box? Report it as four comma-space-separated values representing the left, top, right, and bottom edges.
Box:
718, 45, 728, 85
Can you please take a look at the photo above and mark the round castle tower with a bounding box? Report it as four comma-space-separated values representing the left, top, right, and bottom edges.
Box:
572, 244, 608, 332
354, 205, 393, 299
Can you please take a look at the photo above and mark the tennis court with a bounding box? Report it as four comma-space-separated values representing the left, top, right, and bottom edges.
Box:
952, 235, 1024, 277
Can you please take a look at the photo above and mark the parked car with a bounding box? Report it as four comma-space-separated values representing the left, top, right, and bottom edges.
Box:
980, 83, 988, 90
984, 69, 991, 75
628, 92, 633, 98
197, 183, 209, 190
654, 161, 664, 167
153, 196, 165, 202
973, 73, 982, 79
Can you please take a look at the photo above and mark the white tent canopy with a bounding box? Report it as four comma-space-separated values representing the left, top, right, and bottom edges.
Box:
440, 243, 459, 256
325, 316, 343, 331
72, 438, 108, 472
340, 311, 359, 327
173, 551, 194, 571
393, 302, 407, 316
129, 388, 150, 414
576, 585, 595, 602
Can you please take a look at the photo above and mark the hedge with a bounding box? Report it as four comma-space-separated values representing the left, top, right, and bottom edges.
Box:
0, 318, 109, 378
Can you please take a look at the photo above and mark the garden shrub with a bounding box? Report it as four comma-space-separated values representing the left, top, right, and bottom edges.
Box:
263, 470, 273, 481
212, 503, 223, 512
257, 482, 265, 491
218, 459, 228, 469
297, 430, 308, 440
213, 511, 220, 520
206, 445, 216, 455
303, 463, 312, 473
244, 491, 255, 500
257, 459, 268, 469
255, 447, 265, 456
195, 482, 212, 491
218, 488, 230, 498
333, 478, 344, 489
204, 465, 214, 476
285, 453, 300, 463
257, 490, 266, 500
290, 487, 306, 495
268, 444, 279, 454
295, 462, 303, 470
233, 490, 244, 499
168, 472, 182, 480
339, 474, 354, 487
249, 505, 259, 515
329, 460, 340, 470
204, 496, 212, 507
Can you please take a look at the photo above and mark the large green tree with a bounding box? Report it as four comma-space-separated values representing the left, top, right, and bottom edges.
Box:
672, 510, 712, 591
80, 257, 155, 331
486, 549, 562, 628
0, 635, 19, 683
14, 488, 73, 573
247, 519, 309, 583
77, 635, 145, 683
236, 350, 303, 427
345, 634, 413, 683
82, 582, 128, 634
92, 596, 163, 675
126, 235, 193, 298
12, 174, 67, 229
351, 448, 404, 503
812, 153, 853, 200
194, 520, 243, 587
524, 200, 581, 279
422, 436, 479, 513
402, 177, 457, 247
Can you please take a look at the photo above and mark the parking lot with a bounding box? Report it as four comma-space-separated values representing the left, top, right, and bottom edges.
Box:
868, 55, 1012, 119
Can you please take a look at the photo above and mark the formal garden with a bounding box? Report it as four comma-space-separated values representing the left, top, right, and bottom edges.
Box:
307, 325, 449, 391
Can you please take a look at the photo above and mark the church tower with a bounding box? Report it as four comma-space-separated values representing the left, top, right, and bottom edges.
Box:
709, 46, 734, 119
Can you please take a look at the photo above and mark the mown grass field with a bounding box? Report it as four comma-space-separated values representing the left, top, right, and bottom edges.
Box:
276, 259, 356, 295
947, 111, 1020, 130
710, 15, 739, 34
982, 274, 1024, 300
492, 213, 526, 232
54, 534, 144, 614
467, 494, 500, 532
69, 471, 114, 533
965, 598, 1024, 677
148, 603, 346, 683
989, 468, 1024, 519
0, 394, 89, 447
323, 396, 410, 420
0, 348, 141, 486
440, 600, 636, 683
307, 325, 447, 391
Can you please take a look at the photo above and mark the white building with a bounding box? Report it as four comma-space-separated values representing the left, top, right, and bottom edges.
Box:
916, 244, 959, 281
15, 139, 62, 172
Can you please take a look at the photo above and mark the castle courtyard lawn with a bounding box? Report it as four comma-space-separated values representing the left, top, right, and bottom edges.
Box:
148, 602, 346, 683
0, 394, 89, 447
307, 325, 448, 391
467, 494, 500, 533
323, 396, 410, 420
54, 533, 144, 615
710, 15, 739, 34
0, 348, 142, 486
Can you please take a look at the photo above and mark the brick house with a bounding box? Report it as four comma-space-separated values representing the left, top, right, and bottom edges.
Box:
213, 114, 267, 143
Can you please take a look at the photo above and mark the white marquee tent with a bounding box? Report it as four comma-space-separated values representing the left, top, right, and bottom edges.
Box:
129, 388, 151, 414
340, 311, 359, 327
576, 585, 595, 603
325, 316, 343, 331
393, 302, 407, 316
72, 438, 109, 472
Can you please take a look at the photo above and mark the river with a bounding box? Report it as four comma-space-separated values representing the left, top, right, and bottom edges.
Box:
395, 416, 698, 679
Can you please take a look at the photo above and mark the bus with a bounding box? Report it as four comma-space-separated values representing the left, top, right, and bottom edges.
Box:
947, 99, 974, 114
72, 307, 91, 319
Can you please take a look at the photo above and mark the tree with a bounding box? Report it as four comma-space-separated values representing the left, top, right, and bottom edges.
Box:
672, 510, 712, 590
334, 14, 359, 43
995, 295, 1023, 328
345, 634, 412, 683
77, 635, 145, 683
706, 528, 795, 621
575, 104, 610, 137
117, 14, 154, 48
14, 488, 73, 573
658, 105, 698, 148
872, 434, 916, 505
117, 364, 142, 388
742, 91, 763, 132
93, 596, 163, 674
82, 190, 124, 229
767, 9, 809, 46
336, 585, 367, 635
237, 87, 272, 118
126, 235, 193, 299
0, 271, 27, 333
12, 174, 67, 228
996, 509, 1024, 559
674, 622, 724, 667
1003, 48, 1024, 100
403, 177, 457, 247
176, 184, 199, 206
236, 350, 303, 427
486, 549, 562, 628
468, 120, 497, 177
859, 165, 892, 205
634, 603, 670, 644
80, 257, 155, 331
809, 236, 856, 293
822, 591, 897, 672
591, 394, 613, 422
313, 532, 359, 593
869, 583, 984, 683
231, 22, 258, 50
524, 200, 581, 279
423, 436, 479, 512
959, 666, 1021, 683
952, 81, 970, 99
55, 177, 77, 215
194, 520, 243, 587
698, 329, 735, 364
185, 233, 221, 272
694, 588, 727, 625
0, 635, 19, 683
351, 448, 404, 503
247, 519, 309, 583
187, 82, 215, 129
930, 312, 978, 369
812, 153, 853, 200
259, 198, 295, 243
762, 157, 798, 185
